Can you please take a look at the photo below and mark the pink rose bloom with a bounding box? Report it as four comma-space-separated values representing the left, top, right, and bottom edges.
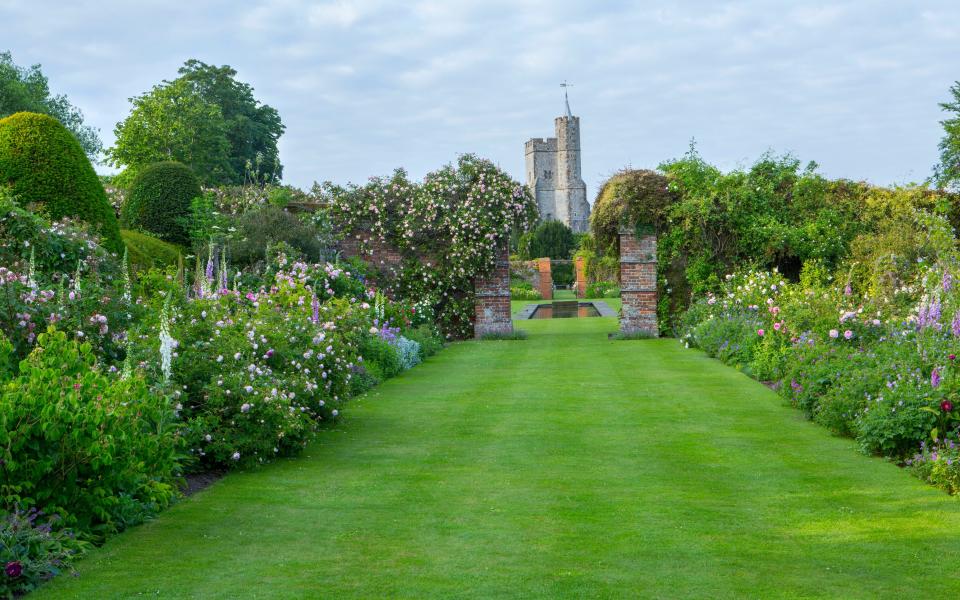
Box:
844, 330, 853, 340
829, 329, 839, 339
757, 329, 765, 337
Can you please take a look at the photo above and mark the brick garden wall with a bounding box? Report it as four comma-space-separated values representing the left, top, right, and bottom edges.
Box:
536, 258, 553, 300
574, 256, 586, 298
619, 227, 658, 336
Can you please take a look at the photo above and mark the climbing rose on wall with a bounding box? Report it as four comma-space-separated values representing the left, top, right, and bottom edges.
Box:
326, 154, 538, 338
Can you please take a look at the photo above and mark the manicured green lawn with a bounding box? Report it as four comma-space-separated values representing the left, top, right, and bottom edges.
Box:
38, 317, 960, 598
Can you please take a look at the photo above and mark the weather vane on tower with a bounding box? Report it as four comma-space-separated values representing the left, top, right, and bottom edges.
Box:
561, 80, 573, 117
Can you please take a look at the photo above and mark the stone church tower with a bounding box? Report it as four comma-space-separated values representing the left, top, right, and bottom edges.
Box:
524, 92, 590, 233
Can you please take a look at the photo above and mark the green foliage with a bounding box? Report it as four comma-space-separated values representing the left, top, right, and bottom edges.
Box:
402, 324, 444, 359
187, 192, 222, 250
599, 147, 958, 332
0, 187, 117, 276
934, 80, 960, 189
910, 431, 960, 494
0, 51, 101, 158
229, 205, 327, 267
0, 329, 181, 539
108, 79, 230, 185
0, 508, 89, 597
359, 335, 402, 382
519, 220, 576, 260
575, 234, 619, 287
591, 168, 675, 252
0, 112, 122, 253
680, 262, 960, 474
120, 230, 183, 272
584, 281, 619, 298
510, 281, 542, 301
394, 336, 422, 370
128, 262, 369, 471
326, 155, 538, 339
175, 60, 284, 184
121, 161, 201, 245
108, 60, 284, 186
551, 262, 574, 286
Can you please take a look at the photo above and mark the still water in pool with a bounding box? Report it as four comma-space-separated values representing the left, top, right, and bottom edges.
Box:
531, 301, 600, 319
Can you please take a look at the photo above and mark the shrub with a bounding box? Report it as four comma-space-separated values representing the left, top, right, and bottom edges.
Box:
403, 324, 443, 359
128, 262, 367, 471
394, 336, 421, 370
121, 229, 184, 272
591, 169, 675, 252
229, 205, 326, 267
0, 257, 134, 369
327, 155, 538, 339
120, 161, 201, 245
585, 281, 619, 298
909, 430, 960, 494
0, 187, 117, 277
510, 281, 542, 301
0, 112, 122, 253
359, 335, 402, 382
0, 508, 88, 597
0, 329, 180, 538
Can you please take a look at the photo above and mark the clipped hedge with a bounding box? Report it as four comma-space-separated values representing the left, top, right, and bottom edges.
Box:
0, 112, 122, 253
121, 161, 200, 245
121, 229, 184, 272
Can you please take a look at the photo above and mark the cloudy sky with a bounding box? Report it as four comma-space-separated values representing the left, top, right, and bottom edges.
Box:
4, 1, 959, 198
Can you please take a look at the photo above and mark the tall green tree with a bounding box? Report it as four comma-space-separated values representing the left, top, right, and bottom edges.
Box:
0, 51, 102, 158
177, 60, 284, 183
108, 60, 284, 185
521, 220, 576, 260
108, 79, 231, 185
935, 81, 960, 190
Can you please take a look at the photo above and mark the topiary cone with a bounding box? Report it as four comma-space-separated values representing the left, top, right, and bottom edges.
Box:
0, 111, 123, 254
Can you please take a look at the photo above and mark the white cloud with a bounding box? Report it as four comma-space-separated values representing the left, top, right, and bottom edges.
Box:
3, 0, 959, 191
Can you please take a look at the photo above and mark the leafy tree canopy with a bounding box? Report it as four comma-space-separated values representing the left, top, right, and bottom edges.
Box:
520, 220, 576, 260
0, 51, 102, 159
108, 60, 284, 186
935, 81, 960, 190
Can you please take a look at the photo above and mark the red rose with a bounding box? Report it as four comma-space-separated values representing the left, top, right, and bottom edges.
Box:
941, 400, 954, 412
5, 560, 22, 578
950, 354, 957, 361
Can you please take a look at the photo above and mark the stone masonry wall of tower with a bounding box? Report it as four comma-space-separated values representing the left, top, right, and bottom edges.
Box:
525, 109, 591, 233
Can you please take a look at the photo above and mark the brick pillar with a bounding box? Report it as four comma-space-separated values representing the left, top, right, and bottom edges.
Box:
619, 226, 657, 336
574, 256, 586, 298
537, 257, 553, 300
474, 243, 513, 338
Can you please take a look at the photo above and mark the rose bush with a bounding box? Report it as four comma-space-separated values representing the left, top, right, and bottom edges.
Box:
324, 154, 537, 338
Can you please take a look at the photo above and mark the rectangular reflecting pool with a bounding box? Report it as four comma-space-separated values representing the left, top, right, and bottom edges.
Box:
530, 301, 600, 319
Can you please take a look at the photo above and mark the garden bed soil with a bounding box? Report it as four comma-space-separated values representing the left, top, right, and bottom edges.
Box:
183, 470, 226, 497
